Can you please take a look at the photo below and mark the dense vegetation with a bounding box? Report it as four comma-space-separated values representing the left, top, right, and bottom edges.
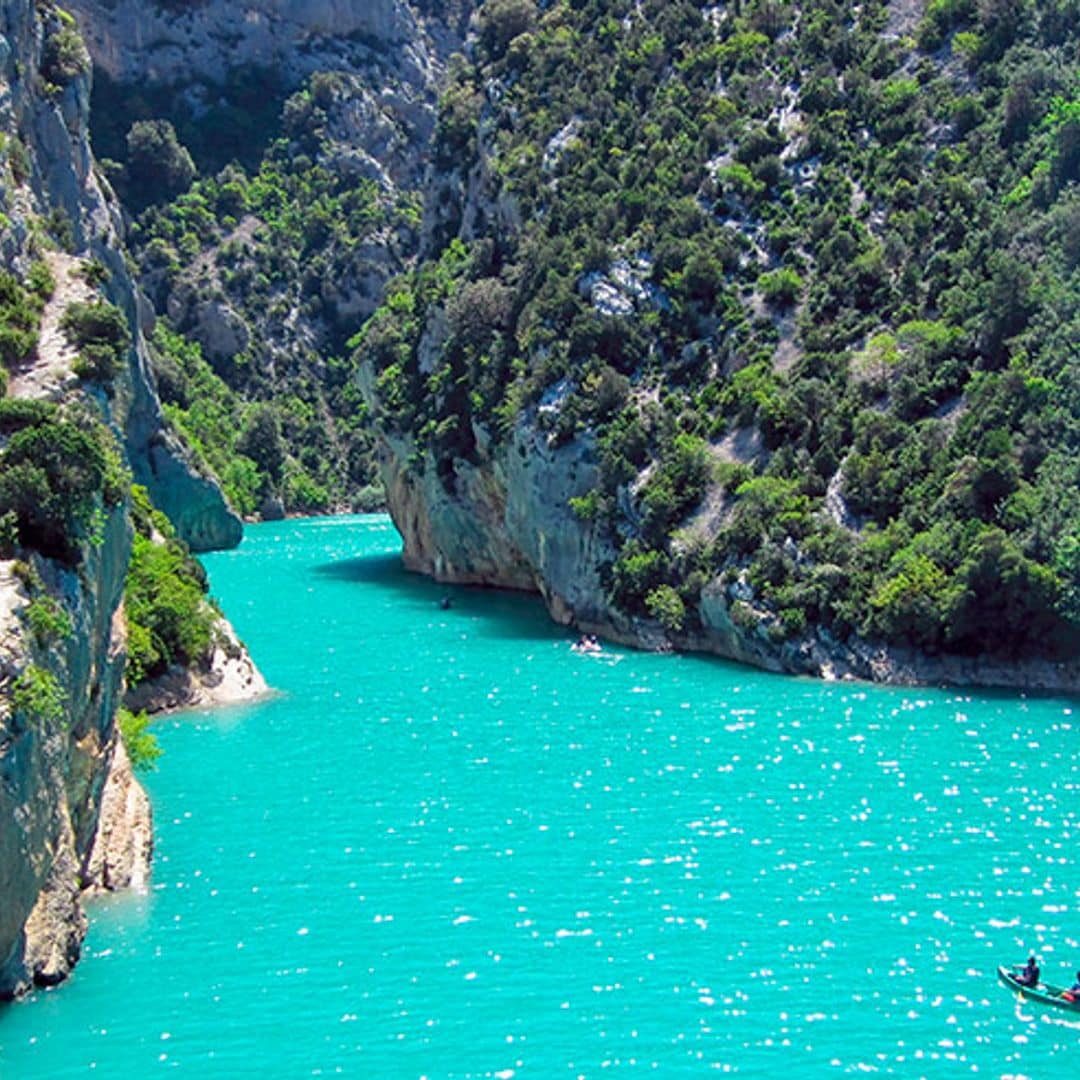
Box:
61, 298, 131, 385
124, 485, 218, 687
359, 0, 1080, 660
0, 397, 129, 564
95, 72, 420, 516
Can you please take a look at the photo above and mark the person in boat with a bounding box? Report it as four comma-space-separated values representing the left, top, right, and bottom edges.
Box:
1015, 955, 1040, 987
1061, 971, 1080, 1002
573, 633, 601, 653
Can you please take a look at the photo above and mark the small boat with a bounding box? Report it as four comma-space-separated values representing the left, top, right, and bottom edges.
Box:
571, 634, 602, 654
997, 965, 1080, 1012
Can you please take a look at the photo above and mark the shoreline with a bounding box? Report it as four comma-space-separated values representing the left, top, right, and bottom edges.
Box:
123, 614, 271, 717
234, 511, 1080, 698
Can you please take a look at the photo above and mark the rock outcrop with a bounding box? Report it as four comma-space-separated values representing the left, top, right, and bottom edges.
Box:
372, 418, 1080, 695
0, 0, 239, 997
67, 0, 433, 88
83, 738, 152, 894
0, 510, 149, 997
373, 410, 676, 648
123, 614, 269, 716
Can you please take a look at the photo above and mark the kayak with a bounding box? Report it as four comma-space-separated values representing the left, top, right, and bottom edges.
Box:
997, 965, 1080, 1011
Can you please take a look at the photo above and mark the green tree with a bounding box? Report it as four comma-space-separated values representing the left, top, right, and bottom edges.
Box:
41, 23, 90, 85
124, 533, 215, 683
478, 0, 537, 58
949, 529, 1063, 655
236, 405, 286, 483
646, 584, 686, 631
11, 665, 64, 728
125, 120, 197, 207
868, 553, 953, 648
117, 708, 163, 772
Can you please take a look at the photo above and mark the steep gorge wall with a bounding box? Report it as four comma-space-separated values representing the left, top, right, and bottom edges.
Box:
0, 0, 237, 997
67, 0, 432, 87
375, 418, 1080, 695
0, 508, 143, 995
358, 2, 1080, 697
67, 0, 468, 190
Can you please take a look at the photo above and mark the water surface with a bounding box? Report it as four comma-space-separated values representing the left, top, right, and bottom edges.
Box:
1, 515, 1077, 1076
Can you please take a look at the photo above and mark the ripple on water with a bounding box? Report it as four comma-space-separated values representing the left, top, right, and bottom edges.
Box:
1, 516, 1077, 1076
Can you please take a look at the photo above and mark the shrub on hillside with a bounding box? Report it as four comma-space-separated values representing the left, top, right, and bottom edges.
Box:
117, 708, 162, 772
40, 23, 90, 86
0, 409, 128, 563
11, 665, 65, 729
24, 595, 73, 646
125, 120, 196, 208
124, 512, 215, 687
61, 300, 131, 383
0, 270, 42, 368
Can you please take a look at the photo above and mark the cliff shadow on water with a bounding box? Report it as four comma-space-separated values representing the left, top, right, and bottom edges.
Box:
314, 550, 570, 644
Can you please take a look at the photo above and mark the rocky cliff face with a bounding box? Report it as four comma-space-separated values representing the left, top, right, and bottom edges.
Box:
375, 418, 1080, 694
68, 0, 436, 88
358, 2, 1080, 696
0, 0, 238, 997
0, 516, 149, 995
70, 0, 462, 190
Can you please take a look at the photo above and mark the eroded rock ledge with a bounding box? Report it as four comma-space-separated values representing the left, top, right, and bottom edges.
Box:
377, 419, 1080, 697
84, 738, 152, 896
124, 615, 269, 716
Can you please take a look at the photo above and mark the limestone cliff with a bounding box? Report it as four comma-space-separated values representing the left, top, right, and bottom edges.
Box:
71, 0, 462, 202
0, 504, 139, 996
0, 0, 239, 997
373, 418, 1080, 695
357, 2, 1080, 695
67, 0, 443, 89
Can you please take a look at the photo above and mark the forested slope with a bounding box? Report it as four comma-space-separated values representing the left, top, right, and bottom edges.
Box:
79, 0, 470, 517
358, 0, 1080, 679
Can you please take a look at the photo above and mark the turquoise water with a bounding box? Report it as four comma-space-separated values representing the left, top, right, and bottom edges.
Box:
2, 515, 1079, 1076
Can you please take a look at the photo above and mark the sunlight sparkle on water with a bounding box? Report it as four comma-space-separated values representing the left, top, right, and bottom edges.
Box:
0, 516, 1076, 1077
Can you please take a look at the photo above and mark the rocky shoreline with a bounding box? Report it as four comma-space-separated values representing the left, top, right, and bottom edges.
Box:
373, 420, 1080, 699
123, 615, 269, 717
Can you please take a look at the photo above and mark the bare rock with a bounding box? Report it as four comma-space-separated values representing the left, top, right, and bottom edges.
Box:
83, 738, 152, 894
192, 298, 250, 364
66, 0, 426, 86
19, 813, 86, 990
123, 616, 269, 716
